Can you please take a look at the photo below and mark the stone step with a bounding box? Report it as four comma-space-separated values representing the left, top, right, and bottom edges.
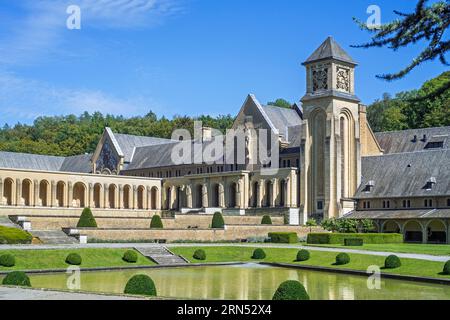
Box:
135, 246, 188, 265
30, 230, 79, 244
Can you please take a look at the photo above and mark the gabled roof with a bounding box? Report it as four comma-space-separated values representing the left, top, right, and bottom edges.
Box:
261, 105, 303, 141
113, 133, 172, 163
355, 149, 450, 199
303, 36, 357, 65
345, 208, 450, 219
374, 126, 450, 154
60, 154, 92, 173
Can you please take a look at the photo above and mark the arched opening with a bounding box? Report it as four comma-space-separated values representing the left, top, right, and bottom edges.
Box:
108, 184, 117, 209
279, 180, 286, 207
426, 220, 447, 244
56, 181, 65, 207
251, 182, 259, 208
339, 110, 355, 199
137, 186, 145, 210
73, 182, 86, 208
229, 183, 237, 208
382, 220, 401, 233
265, 180, 272, 207
404, 220, 423, 243
150, 187, 158, 210
38, 180, 49, 206
3, 178, 14, 206
21, 179, 32, 206
212, 184, 220, 207
123, 185, 131, 209
93, 183, 102, 208
195, 185, 203, 208
175, 186, 184, 210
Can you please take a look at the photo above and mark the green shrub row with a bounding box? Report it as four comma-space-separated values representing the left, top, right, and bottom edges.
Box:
0, 226, 33, 244
307, 233, 403, 245
268, 232, 298, 244
344, 238, 364, 246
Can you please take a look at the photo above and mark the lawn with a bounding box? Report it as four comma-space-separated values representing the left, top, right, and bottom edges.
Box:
0, 248, 153, 271
305, 243, 450, 256
171, 246, 450, 280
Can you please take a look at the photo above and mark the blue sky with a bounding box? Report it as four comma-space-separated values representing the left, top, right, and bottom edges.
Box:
0, 0, 446, 126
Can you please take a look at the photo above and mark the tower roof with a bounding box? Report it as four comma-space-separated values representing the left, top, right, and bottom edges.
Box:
303, 36, 357, 65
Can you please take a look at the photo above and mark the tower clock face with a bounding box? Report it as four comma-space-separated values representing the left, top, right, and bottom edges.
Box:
312, 67, 328, 91
336, 66, 350, 92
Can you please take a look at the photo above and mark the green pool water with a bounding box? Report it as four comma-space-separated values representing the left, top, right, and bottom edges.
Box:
23, 264, 450, 300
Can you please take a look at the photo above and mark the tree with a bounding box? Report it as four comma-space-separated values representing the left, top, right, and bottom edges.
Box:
306, 219, 317, 233
267, 98, 292, 109
353, 0, 450, 99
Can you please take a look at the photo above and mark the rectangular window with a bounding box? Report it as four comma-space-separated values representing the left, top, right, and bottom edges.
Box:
296, 159, 299, 168
447, 199, 450, 207
287, 160, 291, 167
317, 201, 323, 210
283, 160, 286, 168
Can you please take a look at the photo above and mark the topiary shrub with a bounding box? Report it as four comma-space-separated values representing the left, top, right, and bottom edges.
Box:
122, 250, 138, 263
65, 253, 82, 265
0, 226, 32, 244
442, 260, 450, 275
211, 212, 225, 229
384, 255, 401, 269
296, 250, 310, 262
150, 215, 164, 229
124, 274, 157, 297
261, 215, 272, 225
77, 208, 97, 228
252, 248, 266, 260
272, 280, 310, 300
0, 254, 15, 267
193, 249, 206, 261
2, 271, 31, 287
335, 252, 350, 265
307, 233, 403, 245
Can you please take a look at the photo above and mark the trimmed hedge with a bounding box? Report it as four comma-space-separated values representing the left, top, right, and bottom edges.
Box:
296, 250, 310, 262
252, 248, 266, 260
2, 271, 31, 287
0, 226, 32, 244
335, 253, 350, 265
124, 274, 157, 296
65, 253, 82, 265
384, 255, 401, 269
211, 212, 225, 229
150, 215, 164, 229
261, 215, 272, 225
272, 280, 310, 300
443, 261, 450, 275
193, 249, 206, 261
122, 250, 138, 263
269, 232, 298, 244
77, 208, 97, 228
344, 238, 363, 246
0, 254, 15, 267
307, 233, 403, 245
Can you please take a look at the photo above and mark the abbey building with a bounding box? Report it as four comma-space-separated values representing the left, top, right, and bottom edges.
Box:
0, 37, 449, 243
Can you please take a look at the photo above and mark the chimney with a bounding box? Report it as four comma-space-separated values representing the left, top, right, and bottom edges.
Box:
422, 134, 427, 142
412, 135, 417, 143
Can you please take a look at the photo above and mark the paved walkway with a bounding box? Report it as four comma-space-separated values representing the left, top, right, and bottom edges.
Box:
0, 286, 142, 300
0, 243, 449, 262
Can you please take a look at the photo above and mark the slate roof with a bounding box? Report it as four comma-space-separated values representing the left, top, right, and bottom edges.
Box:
0, 151, 92, 173
303, 36, 357, 65
114, 133, 172, 163
355, 149, 450, 199
374, 126, 450, 154
261, 105, 303, 141
344, 208, 450, 219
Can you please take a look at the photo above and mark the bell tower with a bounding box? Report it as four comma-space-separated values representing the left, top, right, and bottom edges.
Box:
299, 37, 362, 221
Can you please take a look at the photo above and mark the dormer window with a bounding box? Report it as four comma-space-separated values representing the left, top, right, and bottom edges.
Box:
424, 141, 444, 149
425, 177, 437, 190
363, 180, 375, 193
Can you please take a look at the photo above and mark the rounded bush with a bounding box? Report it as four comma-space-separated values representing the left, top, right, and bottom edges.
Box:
65, 253, 82, 265
252, 248, 266, 260
272, 280, 310, 300
335, 252, 350, 265
211, 212, 225, 229
0, 254, 15, 267
122, 250, 138, 263
124, 274, 157, 297
77, 208, 97, 228
443, 260, 450, 275
193, 249, 206, 261
384, 255, 401, 269
150, 215, 164, 229
296, 250, 310, 262
2, 271, 31, 287
261, 215, 272, 225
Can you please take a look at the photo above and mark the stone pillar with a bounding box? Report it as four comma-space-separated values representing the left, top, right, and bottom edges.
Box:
32, 179, 38, 207
236, 180, 242, 209
286, 178, 291, 207
118, 185, 124, 209
272, 178, 278, 207
146, 187, 151, 210
103, 183, 109, 208
133, 186, 138, 210
89, 183, 94, 208
186, 185, 192, 209
218, 183, 225, 208
67, 182, 73, 208
51, 181, 57, 207
202, 184, 208, 208
422, 225, 427, 244
0, 178, 3, 206
16, 179, 22, 206
257, 180, 263, 208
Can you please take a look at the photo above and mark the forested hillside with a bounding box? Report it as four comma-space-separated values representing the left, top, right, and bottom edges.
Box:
0, 72, 448, 157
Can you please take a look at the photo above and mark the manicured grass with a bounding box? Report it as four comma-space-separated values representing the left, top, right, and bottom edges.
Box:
306, 243, 450, 256
0, 248, 153, 271
171, 246, 450, 280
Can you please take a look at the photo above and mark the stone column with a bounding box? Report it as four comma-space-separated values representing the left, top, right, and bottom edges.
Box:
219, 183, 225, 208
32, 179, 38, 207
0, 178, 3, 206
202, 184, 208, 208
236, 180, 242, 209
118, 185, 124, 209
272, 178, 278, 207
133, 186, 138, 210
286, 178, 291, 207
103, 183, 109, 208
16, 179, 22, 206
146, 187, 151, 210
89, 183, 94, 208
422, 225, 428, 244
186, 185, 192, 209
51, 181, 56, 207
257, 180, 263, 208
67, 182, 73, 208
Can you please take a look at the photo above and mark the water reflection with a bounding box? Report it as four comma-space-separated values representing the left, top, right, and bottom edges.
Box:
27, 264, 450, 300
